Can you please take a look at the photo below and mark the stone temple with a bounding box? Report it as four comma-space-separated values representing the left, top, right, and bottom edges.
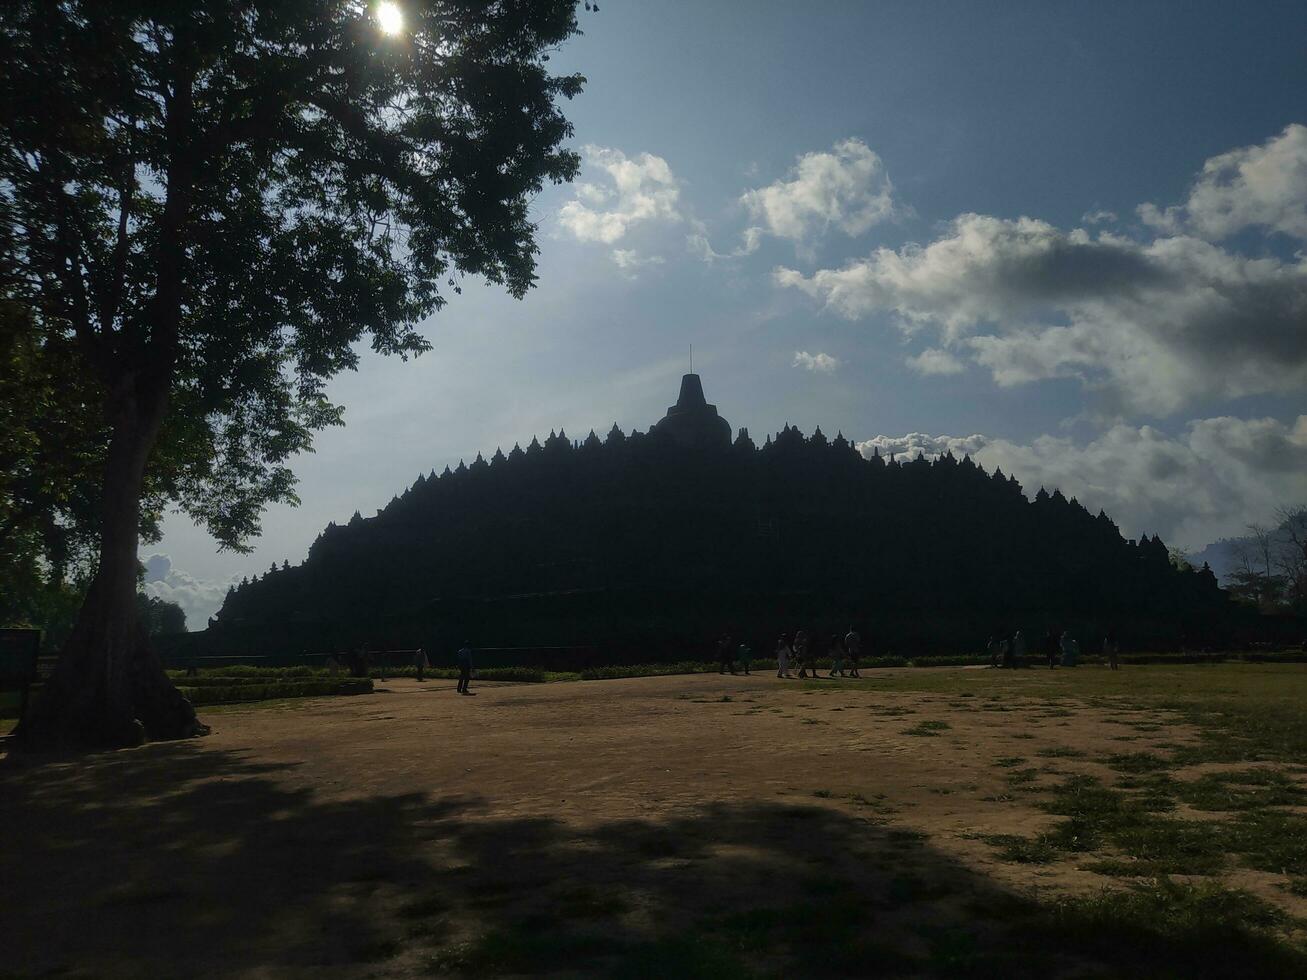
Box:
653, 373, 732, 449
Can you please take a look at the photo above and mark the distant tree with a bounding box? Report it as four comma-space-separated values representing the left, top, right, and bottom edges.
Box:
1229, 523, 1285, 611
135, 593, 186, 636
1274, 505, 1307, 614
3, 0, 586, 748
1168, 547, 1195, 573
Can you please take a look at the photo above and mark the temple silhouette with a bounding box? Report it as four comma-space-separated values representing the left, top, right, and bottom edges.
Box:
203, 373, 1233, 664
653, 373, 732, 448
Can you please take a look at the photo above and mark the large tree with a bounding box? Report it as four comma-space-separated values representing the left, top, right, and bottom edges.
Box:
1, 0, 585, 747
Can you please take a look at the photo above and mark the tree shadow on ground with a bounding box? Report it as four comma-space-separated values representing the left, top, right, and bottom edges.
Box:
0, 744, 1302, 979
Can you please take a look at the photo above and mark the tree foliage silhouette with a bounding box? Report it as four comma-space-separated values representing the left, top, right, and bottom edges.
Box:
1, 0, 586, 747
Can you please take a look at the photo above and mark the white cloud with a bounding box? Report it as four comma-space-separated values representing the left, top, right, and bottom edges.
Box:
793, 350, 841, 373
556, 145, 681, 246
141, 553, 242, 630
906, 348, 966, 376
1082, 208, 1118, 225
855, 415, 1307, 549
687, 223, 762, 264
1138, 124, 1307, 241
611, 248, 664, 274
741, 138, 899, 245
775, 209, 1307, 415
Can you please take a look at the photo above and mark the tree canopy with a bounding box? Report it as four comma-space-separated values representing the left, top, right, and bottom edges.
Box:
1, 0, 584, 551
0, 0, 587, 746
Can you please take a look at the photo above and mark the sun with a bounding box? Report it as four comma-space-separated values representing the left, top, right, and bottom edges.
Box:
376, 1, 404, 36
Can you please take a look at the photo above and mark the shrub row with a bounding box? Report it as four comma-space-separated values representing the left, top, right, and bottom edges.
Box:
178, 678, 373, 705
167, 665, 324, 680
362, 665, 551, 683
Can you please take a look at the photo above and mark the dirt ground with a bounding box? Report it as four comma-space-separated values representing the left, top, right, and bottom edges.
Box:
1, 667, 1302, 978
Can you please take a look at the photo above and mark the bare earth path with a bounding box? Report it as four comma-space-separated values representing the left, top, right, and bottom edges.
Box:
2, 667, 1304, 978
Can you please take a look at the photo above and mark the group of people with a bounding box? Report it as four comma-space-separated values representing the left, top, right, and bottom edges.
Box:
987, 629, 1120, 670
772, 628, 864, 679
330, 643, 477, 692
413, 643, 477, 693
715, 629, 865, 679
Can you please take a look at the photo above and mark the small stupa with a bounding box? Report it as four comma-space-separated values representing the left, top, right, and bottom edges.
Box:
653, 373, 731, 448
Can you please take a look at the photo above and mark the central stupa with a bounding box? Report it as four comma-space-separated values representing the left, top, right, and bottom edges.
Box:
653, 373, 732, 448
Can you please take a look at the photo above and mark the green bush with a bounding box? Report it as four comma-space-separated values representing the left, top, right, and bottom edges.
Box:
369, 665, 548, 683
178, 677, 373, 705
167, 665, 323, 680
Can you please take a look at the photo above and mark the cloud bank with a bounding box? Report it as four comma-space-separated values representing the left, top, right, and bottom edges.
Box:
142, 554, 241, 630
776, 126, 1307, 415
855, 415, 1307, 549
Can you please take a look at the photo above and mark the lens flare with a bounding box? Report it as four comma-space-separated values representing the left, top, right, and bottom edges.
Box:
376, 2, 403, 36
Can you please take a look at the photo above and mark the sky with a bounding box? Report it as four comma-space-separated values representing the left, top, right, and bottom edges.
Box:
145, 0, 1307, 627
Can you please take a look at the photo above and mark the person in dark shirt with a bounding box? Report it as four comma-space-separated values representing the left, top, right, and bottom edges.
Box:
456, 642, 474, 695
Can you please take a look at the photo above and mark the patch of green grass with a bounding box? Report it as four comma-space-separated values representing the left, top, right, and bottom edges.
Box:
994, 756, 1026, 768
901, 720, 950, 736
1173, 769, 1307, 812
1284, 877, 1307, 898
1108, 752, 1173, 773
980, 834, 1058, 864
1035, 878, 1304, 978
1006, 767, 1039, 785
812, 789, 833, 798
1037, 746, 1087, 759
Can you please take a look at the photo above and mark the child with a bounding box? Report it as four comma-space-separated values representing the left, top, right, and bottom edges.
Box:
737, 640, 753, 675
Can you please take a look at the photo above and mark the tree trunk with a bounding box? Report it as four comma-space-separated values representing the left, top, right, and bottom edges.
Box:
16, 383, 205, 750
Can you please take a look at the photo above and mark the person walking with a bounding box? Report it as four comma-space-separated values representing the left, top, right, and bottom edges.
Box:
776, 634, 794, 678
1012, 629, 1027, 669
737, 639, 753, 675
717, 634, 736, 675
456, 642, 475, 695
828, 634, 847, 677
413, 646, 429, 682
1042, 629, 1058, 670
794, 630, 813, 678
1060, 630, 1078, 668
845, 626, 862, 678
1104, 631, 1120, 671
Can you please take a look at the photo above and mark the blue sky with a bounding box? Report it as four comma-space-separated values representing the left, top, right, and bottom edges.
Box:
145, 0, 1307, 626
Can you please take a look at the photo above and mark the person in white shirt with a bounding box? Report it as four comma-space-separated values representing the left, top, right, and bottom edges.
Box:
775, 634, 793, 678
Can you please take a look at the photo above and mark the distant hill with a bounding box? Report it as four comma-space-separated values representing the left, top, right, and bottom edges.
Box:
1190, 538, 1244, 584
205, 375, 1235, 661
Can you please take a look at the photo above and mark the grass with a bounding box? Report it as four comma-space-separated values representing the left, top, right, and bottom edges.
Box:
900, 719, 951, 736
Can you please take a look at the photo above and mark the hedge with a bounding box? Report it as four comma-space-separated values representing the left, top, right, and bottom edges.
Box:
178, 677, 373, 705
